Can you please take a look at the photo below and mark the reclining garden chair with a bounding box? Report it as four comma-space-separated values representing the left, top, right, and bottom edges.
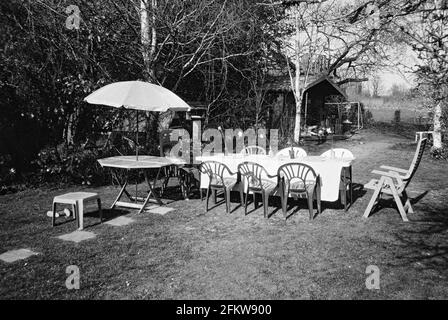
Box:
363, 138, 427, 222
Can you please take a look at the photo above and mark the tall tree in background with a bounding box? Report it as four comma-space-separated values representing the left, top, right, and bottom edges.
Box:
393, 0, 448, 152
0, 0, 285, 176
274, 0, 397, 142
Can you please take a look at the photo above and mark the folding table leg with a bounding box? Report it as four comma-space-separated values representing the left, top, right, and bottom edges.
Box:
139, 169, 163, 214
111, 170, 132, 201
111, 180, 128, 209
363, 176, 385, 219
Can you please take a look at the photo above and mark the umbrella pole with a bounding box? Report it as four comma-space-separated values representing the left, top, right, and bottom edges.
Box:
136, 110, 139, 160
136, 110, 138, 203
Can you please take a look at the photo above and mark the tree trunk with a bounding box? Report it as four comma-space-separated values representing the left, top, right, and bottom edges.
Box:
293, 98, 302, 142
140, 0, 175, 135
293, 7, 302, 143
64, 105, 81, 146
140, 0, 156, 81
432, 101, 443, 149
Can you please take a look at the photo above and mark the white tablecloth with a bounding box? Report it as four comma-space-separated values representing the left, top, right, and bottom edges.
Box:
196, 154, 353, 202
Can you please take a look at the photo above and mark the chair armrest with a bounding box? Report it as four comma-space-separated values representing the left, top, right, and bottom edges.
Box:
266, 173, 278, 179
380, 165, 408, 174
225, 167, 238, 177
371, 170, 402, 178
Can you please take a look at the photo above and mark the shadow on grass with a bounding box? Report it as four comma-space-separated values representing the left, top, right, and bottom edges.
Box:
369, 191, 448, 272
85, 208, 129, 221
323, 183, 367, 212
364, 190, 429, 219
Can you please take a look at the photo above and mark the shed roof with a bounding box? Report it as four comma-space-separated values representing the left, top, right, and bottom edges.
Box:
304, 76, 348, 99
263, 75, 348, 100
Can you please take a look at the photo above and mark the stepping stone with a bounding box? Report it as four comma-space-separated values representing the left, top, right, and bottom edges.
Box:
57, 230, 96, 243
0, 249, 39, 263
105, 216, 135, 227
146, 206, 175, 215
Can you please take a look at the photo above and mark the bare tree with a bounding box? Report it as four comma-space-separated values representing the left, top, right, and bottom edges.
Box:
392, 0, 448, 150
267, 0, 398, 142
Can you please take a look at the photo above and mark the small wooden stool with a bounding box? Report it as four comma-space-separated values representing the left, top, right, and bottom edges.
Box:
52, 192, 102, 230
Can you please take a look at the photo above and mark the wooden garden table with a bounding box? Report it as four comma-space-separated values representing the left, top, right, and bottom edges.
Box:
98, 155, 185, 213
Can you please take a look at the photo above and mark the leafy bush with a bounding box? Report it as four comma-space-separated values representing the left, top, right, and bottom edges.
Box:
34, 144, 110, 186
430, 146, 448, 160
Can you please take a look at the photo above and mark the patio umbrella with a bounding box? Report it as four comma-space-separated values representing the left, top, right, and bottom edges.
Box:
84, 81, 190, 159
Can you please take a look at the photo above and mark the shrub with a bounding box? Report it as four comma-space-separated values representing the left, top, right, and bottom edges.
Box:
430, 146, 448, 160
34, 143, 110, 185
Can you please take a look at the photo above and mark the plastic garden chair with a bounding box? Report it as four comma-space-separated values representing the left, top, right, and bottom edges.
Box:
276, 147, 307, 159
277, 163, 321, 220
320, 148, 354, 159
363, 138, 427, 221
238, 162, 278, 218
200, 161, 240, 213
240, 146, 266, 155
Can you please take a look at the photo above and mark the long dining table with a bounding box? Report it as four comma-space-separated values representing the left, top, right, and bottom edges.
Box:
195, 153, 354, 202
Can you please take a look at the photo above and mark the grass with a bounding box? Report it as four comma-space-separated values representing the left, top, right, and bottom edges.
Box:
1, 128, 448, 299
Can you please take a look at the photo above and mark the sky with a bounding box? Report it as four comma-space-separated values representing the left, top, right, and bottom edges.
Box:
378, 70, 415, 95
373, 46, 419, 95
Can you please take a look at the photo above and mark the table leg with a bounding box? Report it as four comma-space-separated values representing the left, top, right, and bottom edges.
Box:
77, 200, 84, 230
139, 168, 164, 214
111, 180, 128, 209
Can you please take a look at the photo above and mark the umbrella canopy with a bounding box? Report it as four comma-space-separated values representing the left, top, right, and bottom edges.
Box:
84, 81, 190, 160
83, 81, 190, 112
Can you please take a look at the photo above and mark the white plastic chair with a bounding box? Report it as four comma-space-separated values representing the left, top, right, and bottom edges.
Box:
240, 146, 266, 155
275, 147, 307, 159
320, 148, 354, 159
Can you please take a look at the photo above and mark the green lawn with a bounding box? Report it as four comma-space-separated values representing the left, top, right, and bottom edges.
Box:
1, 128, 448, 299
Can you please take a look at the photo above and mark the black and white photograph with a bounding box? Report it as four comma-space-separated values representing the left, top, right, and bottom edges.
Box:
1, 0, 448, 303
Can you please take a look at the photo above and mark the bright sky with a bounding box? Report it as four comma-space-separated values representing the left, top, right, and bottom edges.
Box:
379, 71, 415, 94
377, 46, 419, 95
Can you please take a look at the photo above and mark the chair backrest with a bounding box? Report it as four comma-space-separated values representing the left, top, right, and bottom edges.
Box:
276, 147, 307, 159
403, 138, 427, 187
199, 161, 232, 187
238, 161, 270, 190
277, 163, 317, 192
320, 148, 354, 159
241, 145, 266, 155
